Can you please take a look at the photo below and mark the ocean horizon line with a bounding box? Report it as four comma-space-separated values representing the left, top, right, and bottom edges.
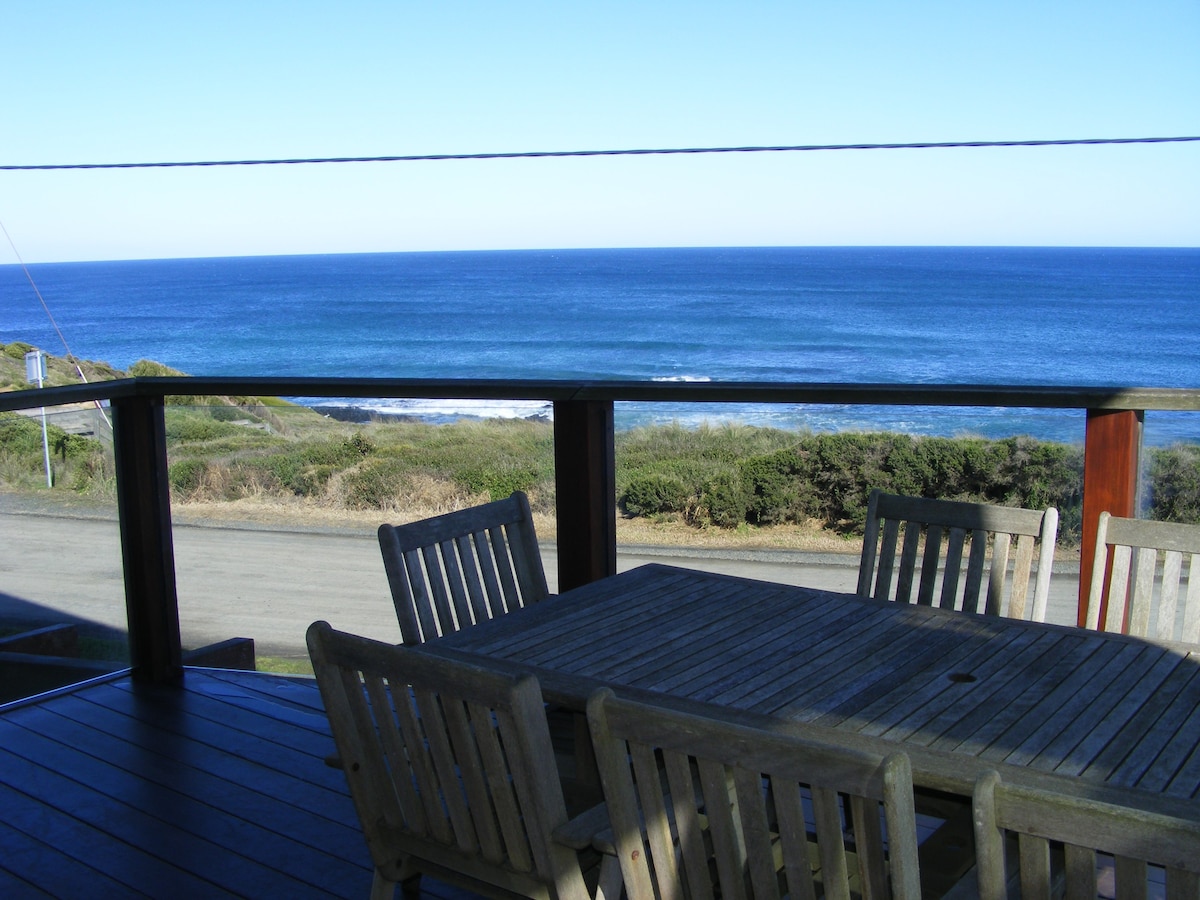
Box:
6, 243, 1199, 268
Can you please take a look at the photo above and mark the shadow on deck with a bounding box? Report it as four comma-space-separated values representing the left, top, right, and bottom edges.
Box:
0, 667, 483, 899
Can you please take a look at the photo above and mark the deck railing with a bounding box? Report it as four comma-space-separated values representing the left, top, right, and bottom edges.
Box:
4, 376, 1199, 685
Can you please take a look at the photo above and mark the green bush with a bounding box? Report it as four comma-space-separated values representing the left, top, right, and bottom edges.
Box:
3, 342, 35, 359
1147, 444, 1200, 524
164, 411, 244, 443
169, 458, 209, 497
739, 449, 807, 525
128, 359, 186, 377
621, 473, 691, 517
457, 463, 541, 501
342, 458, 410, 509
701, 470, 750, 528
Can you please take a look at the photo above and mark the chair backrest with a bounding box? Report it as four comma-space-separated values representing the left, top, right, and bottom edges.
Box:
378, 490, 549, 644
306, 621, 590, 900
972, 769, 1200, 900
1085, 511, 1200, 644
587, 688, 922, 900
857, 489, 1059, 622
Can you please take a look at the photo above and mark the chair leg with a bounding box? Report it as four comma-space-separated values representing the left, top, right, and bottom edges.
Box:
574, 711, 599, 786
370, 869, 399, 900
595, 855, 624, 900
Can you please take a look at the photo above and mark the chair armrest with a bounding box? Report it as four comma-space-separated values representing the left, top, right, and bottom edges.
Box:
553, 802, 612, 852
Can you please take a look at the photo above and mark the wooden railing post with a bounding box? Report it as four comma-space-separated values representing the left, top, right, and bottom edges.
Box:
111, 392, 183, 685
1078, 408, 1143, 627
553, 398, 616, 592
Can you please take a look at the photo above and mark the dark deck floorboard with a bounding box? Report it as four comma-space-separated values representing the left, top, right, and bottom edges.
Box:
0, 668, 484, 899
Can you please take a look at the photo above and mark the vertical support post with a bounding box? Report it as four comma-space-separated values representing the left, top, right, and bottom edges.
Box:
553, 397, 616, 592
112, 392, 183, 685
1078, 408, 1143, 627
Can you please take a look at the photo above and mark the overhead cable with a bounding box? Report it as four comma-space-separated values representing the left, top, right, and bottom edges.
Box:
1, 135, 1197, 171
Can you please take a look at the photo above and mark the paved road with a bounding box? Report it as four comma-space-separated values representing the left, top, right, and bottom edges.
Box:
1, 506, 1083, 660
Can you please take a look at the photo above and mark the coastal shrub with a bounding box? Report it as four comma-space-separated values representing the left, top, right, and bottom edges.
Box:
456, 463, 541, 502
169, 458, 209, 497
801, 432, 890, 527
1147, 444, 1200, 524
3, 342, 35, 359
700, 470, 750, 528
621, 473, 691, 517
0, 412, 111, 492
164, 411, 245, 444
68, 452, 113, 494
615, 428, 1086, 536
739, 449, 809, 525
256, 434, 376, 496
207, 404, 246, 423
127, 359, 186, 377
342, 458, 410, 509
0, 412, 48, 456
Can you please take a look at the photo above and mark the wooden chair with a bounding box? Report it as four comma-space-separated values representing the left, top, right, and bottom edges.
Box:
587, 688, 922, 900
972, 769, 1200, 899
378, 490, 548, 645
857, 489, 1059, 622
307, 620, 601, 900
1085, 511, 1200, 643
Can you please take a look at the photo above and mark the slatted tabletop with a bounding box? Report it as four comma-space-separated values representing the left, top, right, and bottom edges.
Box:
425, 563, 1200, 820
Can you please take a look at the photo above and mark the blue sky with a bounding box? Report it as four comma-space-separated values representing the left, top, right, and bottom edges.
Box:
1, 1, 1196, 262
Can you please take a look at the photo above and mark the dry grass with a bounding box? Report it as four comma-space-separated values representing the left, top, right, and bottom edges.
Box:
171, 495, 856, 552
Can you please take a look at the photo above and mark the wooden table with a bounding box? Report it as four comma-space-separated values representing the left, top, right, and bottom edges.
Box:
422, 563, 1200, 820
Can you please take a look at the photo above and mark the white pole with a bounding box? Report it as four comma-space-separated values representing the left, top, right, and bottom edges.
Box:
38, 365, 52, 488
25, 350, 52, 487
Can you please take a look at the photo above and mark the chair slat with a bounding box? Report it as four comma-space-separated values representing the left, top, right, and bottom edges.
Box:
698, 756, 747, 900
1064, 844, 1097, 900
772, 778, 818, 900
963, 532, 989, 614
1183, 557, 1200, 644
469, 530, 508, 617
734, 765, 779, 900
916, 524, 943, 605
875, 518, 901, 600
486, 523, 524, 614
985, 532, 1012, 617
1157, 551, 1184, 642
1007, 533, 1036, 621
896, 523, 921, 603
663, 748, 714, 900
940, 526, 967, 610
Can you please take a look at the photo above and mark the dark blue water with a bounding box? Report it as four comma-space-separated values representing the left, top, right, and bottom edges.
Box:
3, 247, 1198, 443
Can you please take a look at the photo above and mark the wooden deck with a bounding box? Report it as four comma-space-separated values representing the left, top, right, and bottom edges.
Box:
0, 667, 483, 899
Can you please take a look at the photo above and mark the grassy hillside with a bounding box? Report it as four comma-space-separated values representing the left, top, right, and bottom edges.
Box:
1, 341, 125, 390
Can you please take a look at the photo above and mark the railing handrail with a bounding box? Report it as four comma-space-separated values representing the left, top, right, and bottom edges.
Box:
5, 376, 1200, 413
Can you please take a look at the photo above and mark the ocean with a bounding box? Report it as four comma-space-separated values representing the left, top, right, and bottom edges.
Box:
3, 247, 1198, 445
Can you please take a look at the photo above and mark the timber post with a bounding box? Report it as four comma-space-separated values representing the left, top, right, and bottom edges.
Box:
553, 397, 617, 591
1078, 408, 1143, 627
112, 391, 184, 685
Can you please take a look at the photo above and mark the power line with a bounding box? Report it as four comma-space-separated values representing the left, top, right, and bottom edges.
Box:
1, 135, 1196, 171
